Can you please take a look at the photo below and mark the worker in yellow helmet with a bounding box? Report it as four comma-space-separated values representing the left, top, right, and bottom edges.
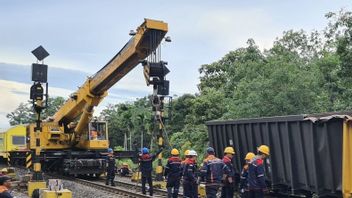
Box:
248, 145, 270, 198
181, 149, 190, 166
184, 150, 190, 159
0, 169, 7, 177
221, 147, 236, 198
240, 152, 255, 197
119, 162, 130, 177
164, 148, 182, 198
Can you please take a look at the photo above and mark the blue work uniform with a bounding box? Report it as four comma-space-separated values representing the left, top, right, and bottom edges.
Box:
106, 154, 116, 186
200, 155, 230, 198
164, 156, 182, 198
221, 155, 235, 198
247, 156, 266, 198
139, 149, 162, 196
182, 158, 198, 198
240, 164, 250, 198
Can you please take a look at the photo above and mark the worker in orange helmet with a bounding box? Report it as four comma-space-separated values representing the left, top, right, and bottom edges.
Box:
247, 145, 270, 198
240, 152, 256, 198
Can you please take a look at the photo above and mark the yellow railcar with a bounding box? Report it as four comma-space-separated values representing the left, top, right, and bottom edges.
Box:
0, 125, 27, 160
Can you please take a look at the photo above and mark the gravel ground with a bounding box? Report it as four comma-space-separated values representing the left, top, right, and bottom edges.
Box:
6, 168, 130, 198
10, 190, 28, 198
62, 179, 124, 198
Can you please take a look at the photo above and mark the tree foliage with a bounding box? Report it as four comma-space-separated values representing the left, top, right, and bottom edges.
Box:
7, 97, 65, 126
96, 10, 352, 160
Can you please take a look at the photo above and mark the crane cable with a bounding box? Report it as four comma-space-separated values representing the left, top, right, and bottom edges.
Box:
157, 114, 173, 149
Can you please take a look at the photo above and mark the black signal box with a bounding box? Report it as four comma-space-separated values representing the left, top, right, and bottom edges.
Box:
32, 63, 48, 83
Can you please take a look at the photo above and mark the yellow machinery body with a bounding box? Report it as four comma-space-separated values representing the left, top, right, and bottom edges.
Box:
131, 171, 142, 182
27, 123, 109, 150
8, 19, 168, 197
40, 189, 72, 198
25, 18, 168, 152
198, 184, 206, 198
0, 125, 26, 159
28, 181, 46, 197
8, 19, 169, 180
343, 121, 352, 198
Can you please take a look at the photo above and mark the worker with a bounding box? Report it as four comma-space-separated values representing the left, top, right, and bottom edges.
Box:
221, 147, 236, 198
183, 150, 190, 161
240, 152, 256, 198
90, 127, 98, 140
200, 147, 230, 198
106, 148, 116, 186
164, 148, 182, 198
139, 147, 162, 196
0, 169, 7, 177
119, 163, 130, 176
0, 176, 13, 198
247, 145, 270, 198
182, 150, 198, 198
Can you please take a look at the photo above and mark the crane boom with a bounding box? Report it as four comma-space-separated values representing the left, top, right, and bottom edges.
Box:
21, 19, 169, 179
53, 19, 168, 134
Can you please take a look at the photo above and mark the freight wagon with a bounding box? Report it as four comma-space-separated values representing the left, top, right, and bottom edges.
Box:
207, 112, 352, 198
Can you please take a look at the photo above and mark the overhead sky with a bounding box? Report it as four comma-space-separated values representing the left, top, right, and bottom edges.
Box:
0, 1, 351, 128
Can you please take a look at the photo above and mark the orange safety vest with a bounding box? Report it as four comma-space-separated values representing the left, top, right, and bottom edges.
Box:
90, 131, 98, 139
0, 185, 8, 193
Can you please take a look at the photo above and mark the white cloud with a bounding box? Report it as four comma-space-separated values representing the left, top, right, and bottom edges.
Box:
0, 79, 146, 128
0, 80, 72, 128
196, 8, 279, 51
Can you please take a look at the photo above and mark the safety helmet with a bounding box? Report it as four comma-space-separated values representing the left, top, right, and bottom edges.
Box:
122, 163, 128, 166
142, 147, 149, 154
245, 152, 255, 160
171, 148, 179, 155
107, 148, 113, 153
258, 145, 270, 156
206, 147, 215, 154
184, 150, 190, 156
189, 150, 197, 156
224, 147, 235, 154
0, 168, 7, 173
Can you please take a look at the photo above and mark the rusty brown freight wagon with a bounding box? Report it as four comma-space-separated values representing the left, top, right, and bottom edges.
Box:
206, 113, 352, 197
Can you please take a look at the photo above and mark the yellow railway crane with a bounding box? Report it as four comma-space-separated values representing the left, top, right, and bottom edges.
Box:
21, 19, 168, 196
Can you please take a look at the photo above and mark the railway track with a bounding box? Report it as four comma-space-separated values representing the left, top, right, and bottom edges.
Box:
12, 166, 180, 197
71, 178, 156, 198
45, 173, 173, 197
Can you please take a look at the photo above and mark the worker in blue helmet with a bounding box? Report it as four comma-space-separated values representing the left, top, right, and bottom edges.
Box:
106, 148, 116, 186
139, 147, 163, 196
200, 147, 230, 198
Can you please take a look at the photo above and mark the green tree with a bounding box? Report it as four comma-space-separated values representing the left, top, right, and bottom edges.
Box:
6, 96, 65, 126
101, 97, 153, 149
168, 94, 195, 133
6, 102, 35, 125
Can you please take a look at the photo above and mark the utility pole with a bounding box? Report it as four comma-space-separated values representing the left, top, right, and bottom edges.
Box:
28, 45, 50, 197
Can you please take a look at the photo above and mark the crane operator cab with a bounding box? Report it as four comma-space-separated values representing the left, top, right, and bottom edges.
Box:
88, 121, 107, 141
76, 121, 108, 150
